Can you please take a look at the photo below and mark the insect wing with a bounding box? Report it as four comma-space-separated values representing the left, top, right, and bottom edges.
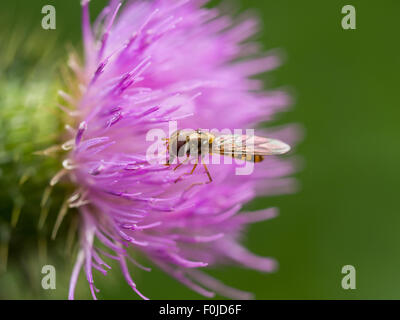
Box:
253, 136, 290, 155
213, 134, 290, 156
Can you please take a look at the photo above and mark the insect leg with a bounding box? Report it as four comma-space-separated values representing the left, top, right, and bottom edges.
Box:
190, 163, 198, 174
174, 154, 190, 171
163, 139, 170, 166
181, 163, 213, 195
202, 163, 213, 183
174, 159, 198, 183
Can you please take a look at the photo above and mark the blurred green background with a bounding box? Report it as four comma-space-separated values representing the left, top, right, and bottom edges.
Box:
0, 0, 399, 299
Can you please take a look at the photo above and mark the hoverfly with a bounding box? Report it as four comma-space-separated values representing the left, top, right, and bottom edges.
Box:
165, 129, 290, 184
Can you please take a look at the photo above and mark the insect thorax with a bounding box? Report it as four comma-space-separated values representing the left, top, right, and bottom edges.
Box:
168, 129, 214, 160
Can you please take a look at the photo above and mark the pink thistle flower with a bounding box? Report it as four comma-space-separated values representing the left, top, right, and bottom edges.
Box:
60, 0, 298, 299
